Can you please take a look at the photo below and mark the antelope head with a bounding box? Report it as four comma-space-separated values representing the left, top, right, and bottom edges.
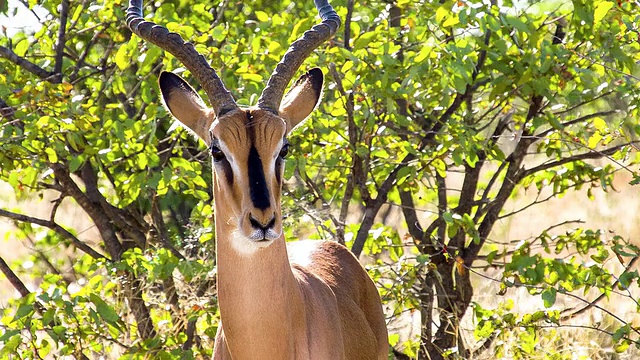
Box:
126, 1, 340, 252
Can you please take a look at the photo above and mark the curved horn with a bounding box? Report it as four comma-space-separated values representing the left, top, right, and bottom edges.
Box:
257, 0, 341, 114
126, 0, 237, 115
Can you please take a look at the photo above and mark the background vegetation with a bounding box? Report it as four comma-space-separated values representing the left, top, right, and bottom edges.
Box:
1, 0, 639, 358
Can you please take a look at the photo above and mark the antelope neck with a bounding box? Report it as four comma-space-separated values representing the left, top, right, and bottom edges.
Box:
212, 178, 305, 352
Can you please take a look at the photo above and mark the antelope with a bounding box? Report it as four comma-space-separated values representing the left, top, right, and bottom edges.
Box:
126, 0, 388, 358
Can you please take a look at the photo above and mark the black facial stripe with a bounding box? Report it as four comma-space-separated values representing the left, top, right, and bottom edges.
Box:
219, 159, 233, 185
275, 157, 283, 184
247, 145, 270, 210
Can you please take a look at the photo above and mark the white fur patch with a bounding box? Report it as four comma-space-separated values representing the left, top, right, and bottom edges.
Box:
287, 240, 319, 268
230, 230, 275, 256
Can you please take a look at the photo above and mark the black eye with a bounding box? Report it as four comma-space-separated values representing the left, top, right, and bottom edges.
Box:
210, 144, 226, 162
279, 143, 290, 159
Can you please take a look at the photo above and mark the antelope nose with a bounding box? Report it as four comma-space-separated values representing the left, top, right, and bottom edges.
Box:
249, 215, 276, 231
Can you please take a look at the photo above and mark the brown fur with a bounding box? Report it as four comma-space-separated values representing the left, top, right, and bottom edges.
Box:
160, 69, 388, 359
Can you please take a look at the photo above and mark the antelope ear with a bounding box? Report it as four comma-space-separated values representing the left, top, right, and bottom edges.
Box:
279, 68, 323, 134
159, 71, 214, 142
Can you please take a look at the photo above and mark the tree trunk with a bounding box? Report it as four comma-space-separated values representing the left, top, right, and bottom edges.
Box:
419, 262, 473, 359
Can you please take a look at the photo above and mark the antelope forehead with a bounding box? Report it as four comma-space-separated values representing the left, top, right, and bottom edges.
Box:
248, 117, 287, 151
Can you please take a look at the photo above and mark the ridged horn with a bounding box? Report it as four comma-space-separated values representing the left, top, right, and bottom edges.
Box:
257, 0, 340, 114
126, 0, 238, 116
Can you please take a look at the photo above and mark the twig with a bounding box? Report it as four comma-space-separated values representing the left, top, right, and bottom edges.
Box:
17, 0, 41, 22
212, 0, 230, 28
0, 208, 106, 260
521, 141, 638, 178
0, 256, 31, 298
0, 97, 16, 120
535, 110, 619, 139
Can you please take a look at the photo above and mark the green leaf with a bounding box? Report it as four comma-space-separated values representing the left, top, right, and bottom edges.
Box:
353, 31, 376, 50
114, 44, 130, 71
241, 73, 263, 82
255, 11, 269, 22
13, 303, 34, 322
0, 335, 21, 357
45, 148, 58, 163
89, 294, 120, 324
443, 15, 459, 27
506, 16, 529, 33
541, 287, 557, 308
593, 1, 614, 28
613, 324, 630, 342
435, 6, 448, 23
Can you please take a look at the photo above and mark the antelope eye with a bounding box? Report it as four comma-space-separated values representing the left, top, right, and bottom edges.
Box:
210, 145, 226, 162
279, 143, 290, 159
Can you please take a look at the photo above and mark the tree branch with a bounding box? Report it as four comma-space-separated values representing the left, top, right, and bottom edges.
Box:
464, 21, 567, 266
343, 0, 354, 50
151, 199, 186, 261
54, 0, 69, 80
521, 142, 637, 178
0, 256, 31, 298
51, 163, 125, 260
398, 189, 424, 242
0, 45, 54, 80
0, 97, 16, 120
535, 110, 619, 139
450, 162, 484, 250
0, 208, 106, 260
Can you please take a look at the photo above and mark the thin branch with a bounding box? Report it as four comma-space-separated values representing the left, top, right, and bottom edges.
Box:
211, 0, 230, 28
17, 0, 41, 21
568, 48, 640, 82
0, 208, 106, 260
450, 162, 483, 250
435, 173, 447, 249
553, 90, 616, 116
0, 256, 31, 298
535, 110, 619, 139
329, 62, 369, 201
0, 45, 54, 80
521, 142, 638, 178
560, 289, 640, 338
343, 0, 354, 51
151, 199, 186, 261
24, 233, 75, 284
474, 161, 507, 222
51, 163, 125, 260
69, 22, 111, 81
54, 0, 70, 79
0, 97, 16, 120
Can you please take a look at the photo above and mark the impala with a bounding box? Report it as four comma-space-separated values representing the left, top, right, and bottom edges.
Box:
126, 0, 388, 358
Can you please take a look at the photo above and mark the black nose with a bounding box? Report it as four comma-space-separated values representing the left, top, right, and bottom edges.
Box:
249, 215, 276, 231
